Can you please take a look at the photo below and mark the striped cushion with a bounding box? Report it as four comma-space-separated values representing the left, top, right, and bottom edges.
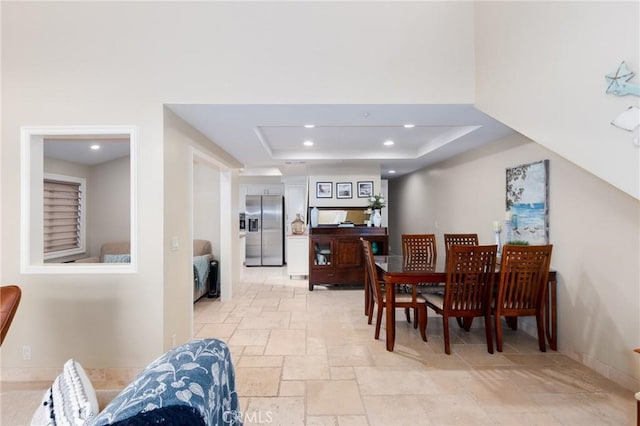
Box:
31, 359, 99, 426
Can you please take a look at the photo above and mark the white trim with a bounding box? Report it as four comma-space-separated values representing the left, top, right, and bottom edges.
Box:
20, 128, 33, 273
20, 125, 138, 274
190, 146, 233, 303
219, 170, 232, 302
22, 263, 136, 275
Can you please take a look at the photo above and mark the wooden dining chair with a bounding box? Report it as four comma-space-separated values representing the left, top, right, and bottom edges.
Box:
635, 349, 640, 426
402, 234, 437, 262
443, 233, 478, 253
443, 233, 479, 331
361, 238, 427, 342
423, 245, 497, 355
494, 244, 553, 352
401, 234, 438, 325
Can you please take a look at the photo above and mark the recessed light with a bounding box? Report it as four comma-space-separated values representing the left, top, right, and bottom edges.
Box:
303, 140, 314, 146
303, 124, 315, 128
388, 170, 396, 174
403, 124, 415, 128
90, 144, 101, 150
383, 140, 394, 146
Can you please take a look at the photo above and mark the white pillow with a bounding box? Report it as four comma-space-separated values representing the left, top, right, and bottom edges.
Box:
30, 387, 54, 426
31, 359, 99, 426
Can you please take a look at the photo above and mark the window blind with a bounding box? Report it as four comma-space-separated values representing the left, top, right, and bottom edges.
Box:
44, 180, 82, 253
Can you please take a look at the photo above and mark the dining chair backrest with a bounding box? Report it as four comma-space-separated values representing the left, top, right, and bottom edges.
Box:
402, 234, 437, 263
494, 244, 553, 352
443, 233, 479, 253
402, 256, 436, 272
361, 238, 428, 342
444, 245, 497, 316
497, 244, 553, 315
361, 238, 383, 307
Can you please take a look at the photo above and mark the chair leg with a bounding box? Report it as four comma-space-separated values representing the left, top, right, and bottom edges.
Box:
495, 313, 503, 352
463, 317, 473, 331
536, 311, 546, 352
443, 315, 451, 355
367, 299, 374, 325
404, 307, 411, 323
456, 317, 473, 331
506, 316, 518, 330
418, 306, 427, 342
375, 305, 384, 340
413, 308, 418, 329
484, 314, 494, 354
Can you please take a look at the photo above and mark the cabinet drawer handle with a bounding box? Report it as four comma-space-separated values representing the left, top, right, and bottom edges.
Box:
327, 273, 334, 277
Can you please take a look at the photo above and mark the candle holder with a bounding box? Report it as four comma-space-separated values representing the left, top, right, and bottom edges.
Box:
502, 219, 513, 245
492, 220, 503, 256
494, 229, 503, 257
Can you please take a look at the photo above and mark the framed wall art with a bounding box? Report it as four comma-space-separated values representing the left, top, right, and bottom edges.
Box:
336, 182, 353, 199
357, 181, 373, 198
316, 182, 332, 198
505, 160, 549, 244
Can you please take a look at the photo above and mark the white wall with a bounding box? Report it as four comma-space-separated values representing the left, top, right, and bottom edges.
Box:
2, 19, 166, 375
44, 157, 90, 178
44, 157, 131, 262
3, 0, 633, 382
194, 161, 221, 259
475, 1, 640, 200
389, 133, 640, 391
163, 108, 240, 351
88, 157, 131, 257
308, 164, 382, 208
471, 1, 640, 389
43, 156, 130, 259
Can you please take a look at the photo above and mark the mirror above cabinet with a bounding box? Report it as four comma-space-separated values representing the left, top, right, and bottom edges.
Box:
309, 206, 369, 226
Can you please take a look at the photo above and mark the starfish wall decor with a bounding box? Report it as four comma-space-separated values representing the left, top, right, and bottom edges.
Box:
605, 61, 640, 146
605, 61, 640, 97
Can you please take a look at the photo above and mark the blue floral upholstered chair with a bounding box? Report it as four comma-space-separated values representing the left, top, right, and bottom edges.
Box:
89, 338, 241, 425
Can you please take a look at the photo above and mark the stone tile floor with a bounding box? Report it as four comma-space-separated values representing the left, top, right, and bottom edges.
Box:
1, 266, 635, 425
193, 267, 635, 425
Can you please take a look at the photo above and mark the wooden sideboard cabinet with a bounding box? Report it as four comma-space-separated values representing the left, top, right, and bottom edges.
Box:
308, 226, 388, 291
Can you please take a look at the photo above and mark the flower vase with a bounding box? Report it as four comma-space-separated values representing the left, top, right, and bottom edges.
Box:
310, 207, 319, 228
372, 209, 382, 227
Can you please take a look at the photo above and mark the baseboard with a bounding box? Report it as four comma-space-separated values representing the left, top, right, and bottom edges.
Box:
517, 320, 640, 393
1, 366, 140, 388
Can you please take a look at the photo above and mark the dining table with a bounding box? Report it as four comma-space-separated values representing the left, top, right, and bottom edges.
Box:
371, 254, 558, 352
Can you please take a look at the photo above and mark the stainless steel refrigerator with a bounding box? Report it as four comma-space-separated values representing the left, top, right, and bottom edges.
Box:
245, 195, 284, 266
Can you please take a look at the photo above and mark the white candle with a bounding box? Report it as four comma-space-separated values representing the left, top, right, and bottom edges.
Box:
493, 220, 502, 232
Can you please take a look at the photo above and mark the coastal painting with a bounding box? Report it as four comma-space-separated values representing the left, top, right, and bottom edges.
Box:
505, 160, 549, 245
